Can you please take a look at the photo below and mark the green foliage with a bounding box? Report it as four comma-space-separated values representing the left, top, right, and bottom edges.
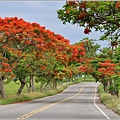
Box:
111, 75, 120, 89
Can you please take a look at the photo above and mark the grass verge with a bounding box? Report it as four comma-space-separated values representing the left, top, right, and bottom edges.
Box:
98, 84, 120, 115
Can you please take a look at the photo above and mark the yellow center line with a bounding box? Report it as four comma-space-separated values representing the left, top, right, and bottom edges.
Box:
17, 84, 88, 120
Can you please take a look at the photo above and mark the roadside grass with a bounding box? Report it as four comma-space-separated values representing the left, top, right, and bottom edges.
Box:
98, 84, 120, 115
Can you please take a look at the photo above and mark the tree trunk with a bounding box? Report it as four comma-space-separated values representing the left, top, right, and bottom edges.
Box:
48, 83, 51, 90
25, 82, 30, 93
53, 80, 57, 90
103, 81, 108, 92
60, 81, 63, 85
114, 89, 119, 97
0, 76, 5, 99
55, 80, 57, 89
114, 82, 119, 97
44, 84, 47, 92
30, 75, 34, 92
84, 74, 87, 81
17, 78, 26, 95
40, 82, 43, 92
108, 80, 113, 94
50, 82, 52, 89
53, 81, 55, 90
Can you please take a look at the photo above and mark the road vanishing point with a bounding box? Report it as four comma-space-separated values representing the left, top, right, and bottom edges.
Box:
0, 82, 120, 120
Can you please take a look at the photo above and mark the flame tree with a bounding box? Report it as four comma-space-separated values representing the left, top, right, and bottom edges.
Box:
57, 1, 120, 40
0, 17, 86, 98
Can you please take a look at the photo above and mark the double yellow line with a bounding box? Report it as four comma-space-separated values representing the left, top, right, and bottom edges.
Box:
17, 84, 88, 119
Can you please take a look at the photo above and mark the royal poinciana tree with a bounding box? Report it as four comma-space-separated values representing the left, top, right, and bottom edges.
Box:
0, 17, 86, 99
89, 47, 120, 97
57, 1, 120, 46
90, 57, 120, 97
0, 17, 46, 98
73, 38, 100, 80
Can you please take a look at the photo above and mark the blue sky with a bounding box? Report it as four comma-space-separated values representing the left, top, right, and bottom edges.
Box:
0, 1, 109, 47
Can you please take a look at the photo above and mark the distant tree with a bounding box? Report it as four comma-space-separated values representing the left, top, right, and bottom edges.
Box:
0, 17, 45, 98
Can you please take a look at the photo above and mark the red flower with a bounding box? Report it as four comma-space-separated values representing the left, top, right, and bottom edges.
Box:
116, 1, 120, 8
2, 62, 10, 67
84, 28, 91, 34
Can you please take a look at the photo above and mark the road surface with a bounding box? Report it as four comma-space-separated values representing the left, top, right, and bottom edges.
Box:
0, 82, 119, 120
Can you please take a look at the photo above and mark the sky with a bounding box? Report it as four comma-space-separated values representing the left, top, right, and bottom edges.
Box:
0, 1, 109, 47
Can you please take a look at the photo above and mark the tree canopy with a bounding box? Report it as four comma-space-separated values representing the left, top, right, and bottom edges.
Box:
57, 1, 120, 42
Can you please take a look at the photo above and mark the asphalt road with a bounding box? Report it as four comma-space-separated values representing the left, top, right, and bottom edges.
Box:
0, 82, 120, 120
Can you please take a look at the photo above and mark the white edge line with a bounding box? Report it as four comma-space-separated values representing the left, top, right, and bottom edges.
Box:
94, 85, 110, 119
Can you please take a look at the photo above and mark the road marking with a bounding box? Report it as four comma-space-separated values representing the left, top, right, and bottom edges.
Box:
17, 84, 88, 119
94, 86, 110, 119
